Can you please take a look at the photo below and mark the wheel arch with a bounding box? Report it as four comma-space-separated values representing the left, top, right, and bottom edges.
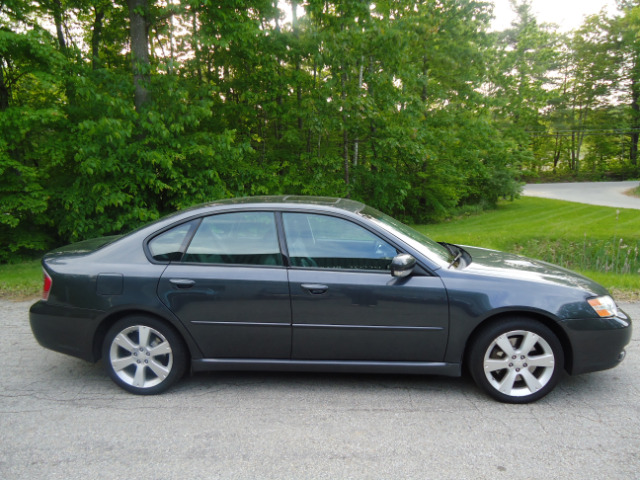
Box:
92, 308, 201, 363
462, 310, 574, 374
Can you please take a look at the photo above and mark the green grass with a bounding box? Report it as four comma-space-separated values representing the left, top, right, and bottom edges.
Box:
1, 197, 638, 300
416, 197, 640, 299
0, 260, 42, 300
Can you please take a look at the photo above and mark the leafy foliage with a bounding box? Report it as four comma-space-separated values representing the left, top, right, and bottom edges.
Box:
0, 0, 637, 260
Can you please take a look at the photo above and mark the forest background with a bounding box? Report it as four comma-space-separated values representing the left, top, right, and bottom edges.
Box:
1, 0, 639, 261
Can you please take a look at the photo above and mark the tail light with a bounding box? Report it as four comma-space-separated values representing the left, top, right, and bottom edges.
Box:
42, 270, 52, 301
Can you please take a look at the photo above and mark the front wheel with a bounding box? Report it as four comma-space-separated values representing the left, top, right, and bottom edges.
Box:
468, 318, 564, 404
102, 315, 187, 395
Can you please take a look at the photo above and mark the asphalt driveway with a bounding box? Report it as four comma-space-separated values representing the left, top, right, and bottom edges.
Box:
523, 181, 640, 210
1, 299, 638, 479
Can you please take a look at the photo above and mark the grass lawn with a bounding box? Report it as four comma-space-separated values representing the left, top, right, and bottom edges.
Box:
0, 260, 42, 300
1, 196, 638, 300
416, 196, 639, 299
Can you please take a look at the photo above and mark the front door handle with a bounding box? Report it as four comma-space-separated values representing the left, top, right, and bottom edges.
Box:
301, 283, 328, 295
169, 278, 195, 289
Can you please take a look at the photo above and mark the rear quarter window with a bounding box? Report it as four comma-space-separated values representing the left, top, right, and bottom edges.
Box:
148, 220, 198, 262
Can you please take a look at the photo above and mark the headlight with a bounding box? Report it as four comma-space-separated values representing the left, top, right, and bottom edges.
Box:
587, 295, 619, 318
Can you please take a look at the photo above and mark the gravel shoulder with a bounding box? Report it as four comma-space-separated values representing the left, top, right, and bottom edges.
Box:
1, 299, 638, 479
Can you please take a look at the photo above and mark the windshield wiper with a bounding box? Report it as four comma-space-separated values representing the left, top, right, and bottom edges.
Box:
440, 242, 465, 269
439, 242, 462, 269
448, 250, 463, 269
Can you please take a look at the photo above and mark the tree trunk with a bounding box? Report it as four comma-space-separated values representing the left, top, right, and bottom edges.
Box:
552, 133, 562, 172
630, 73, 639, 167
291, 1, 303, 132
306, 62, 317, 154
191, 8, 202, 83
341, 66, 349, 186
273, 1, 280, 32
52, 0, 66, 52
127, 0, 151, 111
353, 58, 364, 168
343, 128, 349, 186
574, 106, 587, 173
0, 61, 10, 110
421, 55, 428, 103
91, 7, 104, 69
570, 131, 576, 171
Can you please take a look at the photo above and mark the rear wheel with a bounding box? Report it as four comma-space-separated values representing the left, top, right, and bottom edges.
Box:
468, 318, 564, 403
102, 315, 187, 395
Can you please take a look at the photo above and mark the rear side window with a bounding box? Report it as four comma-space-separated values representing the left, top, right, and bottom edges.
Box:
183, 212, 283, 266
148, 220, 198, 262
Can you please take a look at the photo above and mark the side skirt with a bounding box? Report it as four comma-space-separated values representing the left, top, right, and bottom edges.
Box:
191, 359, 461, 377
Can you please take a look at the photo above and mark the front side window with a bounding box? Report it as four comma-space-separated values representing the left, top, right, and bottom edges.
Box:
283, 213, 398, 270
184, 212, 282, 266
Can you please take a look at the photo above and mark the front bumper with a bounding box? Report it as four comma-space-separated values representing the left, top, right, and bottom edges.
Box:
561, 309, 632, 375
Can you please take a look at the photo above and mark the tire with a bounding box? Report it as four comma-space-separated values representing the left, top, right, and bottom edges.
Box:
102, 315, 188, 395
468, 318, 564, 404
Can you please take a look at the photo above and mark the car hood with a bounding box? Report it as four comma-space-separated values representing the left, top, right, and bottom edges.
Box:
459, 245, 608, 296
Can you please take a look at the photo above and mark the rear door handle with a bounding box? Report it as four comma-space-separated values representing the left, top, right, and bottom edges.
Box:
301, 283, 328, 295
169, 278, 195, 289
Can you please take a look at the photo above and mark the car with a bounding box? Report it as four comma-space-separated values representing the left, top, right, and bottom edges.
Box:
30, 196, 632, 403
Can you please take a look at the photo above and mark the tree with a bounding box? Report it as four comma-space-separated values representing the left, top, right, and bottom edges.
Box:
0, 0, 561, 259
488, 0, 561, 173
612, 1, 640, 171
547, 14, 617, 173
0, 2, 66, 259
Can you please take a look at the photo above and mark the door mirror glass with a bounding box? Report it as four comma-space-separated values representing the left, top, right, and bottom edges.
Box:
390, 254, 416, 278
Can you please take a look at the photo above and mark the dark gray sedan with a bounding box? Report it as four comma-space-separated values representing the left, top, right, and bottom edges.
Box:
30, 196, 632, 403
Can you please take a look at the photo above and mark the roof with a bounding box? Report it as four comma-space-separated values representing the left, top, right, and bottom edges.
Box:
205, 196, 366, 213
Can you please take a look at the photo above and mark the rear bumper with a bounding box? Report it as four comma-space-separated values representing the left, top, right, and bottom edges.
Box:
561, 310, 632, 375
29, 300, 103, 362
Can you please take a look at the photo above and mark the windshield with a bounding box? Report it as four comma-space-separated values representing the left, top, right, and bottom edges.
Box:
361, 206, 453, 267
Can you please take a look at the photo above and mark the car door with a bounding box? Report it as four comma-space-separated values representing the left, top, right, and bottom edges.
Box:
282, 212, 449, 362
156, 211, 291, 359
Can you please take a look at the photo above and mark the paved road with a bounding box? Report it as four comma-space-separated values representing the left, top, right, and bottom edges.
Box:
1, 300, 638, 479
523, 181, 640, 210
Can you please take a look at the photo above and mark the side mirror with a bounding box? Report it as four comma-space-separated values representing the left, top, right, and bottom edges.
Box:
390, 253, 416, 278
